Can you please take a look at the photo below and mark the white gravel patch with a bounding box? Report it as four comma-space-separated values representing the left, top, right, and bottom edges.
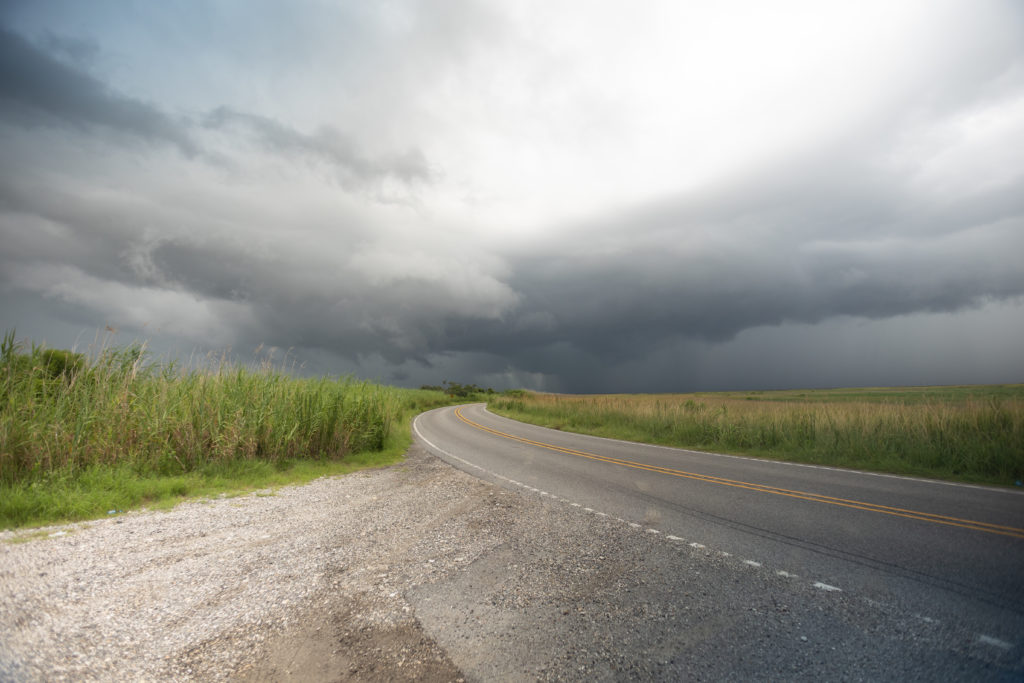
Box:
0, 447, 501, 682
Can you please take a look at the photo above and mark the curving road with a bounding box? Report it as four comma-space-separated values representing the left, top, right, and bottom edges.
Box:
413, 403, 1024, 675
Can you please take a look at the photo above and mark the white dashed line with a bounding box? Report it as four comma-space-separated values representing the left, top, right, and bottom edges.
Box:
415, 415, 818, 609
813, 582, 842, 592
978, 634, 1013, 650
415, 411, 962, 642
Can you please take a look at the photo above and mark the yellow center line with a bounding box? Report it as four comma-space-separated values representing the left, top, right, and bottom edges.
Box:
454, 407, 1024, 540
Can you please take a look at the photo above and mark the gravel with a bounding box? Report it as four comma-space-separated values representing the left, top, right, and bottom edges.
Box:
3, 443, 1021, 681
1, 444, 494, 681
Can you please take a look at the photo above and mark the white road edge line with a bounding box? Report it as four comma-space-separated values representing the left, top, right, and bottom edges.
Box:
413, 409, 839, 606
415, 409, 974, 630
813, 582, 842, 592
977, 634, 1013, 650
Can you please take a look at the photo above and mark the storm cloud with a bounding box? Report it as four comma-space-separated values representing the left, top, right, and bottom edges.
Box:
0, 23, 196, 155
1, 1, 1023, 392
203, 107, 433, 187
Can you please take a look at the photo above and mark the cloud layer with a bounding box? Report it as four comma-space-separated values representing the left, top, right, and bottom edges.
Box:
2, 1, 1023, 391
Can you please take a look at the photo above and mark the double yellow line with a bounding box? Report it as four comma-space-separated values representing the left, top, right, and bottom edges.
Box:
455, 407, 1024, 540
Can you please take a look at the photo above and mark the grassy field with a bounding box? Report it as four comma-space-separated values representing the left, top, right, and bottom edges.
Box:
487, 386, 1024, 487
0, 333, 459, 530
6, 327, 1020, 528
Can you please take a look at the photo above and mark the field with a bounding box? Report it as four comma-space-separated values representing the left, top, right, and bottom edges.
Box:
5, 327, 1021, 528
0, 333, 458, 529
487, 386, 1024, 486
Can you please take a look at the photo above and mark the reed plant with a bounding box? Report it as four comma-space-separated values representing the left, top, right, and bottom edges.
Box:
488, 387, 1024, 486
0, 332, 456, 528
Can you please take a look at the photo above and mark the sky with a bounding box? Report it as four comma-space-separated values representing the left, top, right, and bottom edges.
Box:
1, 0, 1023, 393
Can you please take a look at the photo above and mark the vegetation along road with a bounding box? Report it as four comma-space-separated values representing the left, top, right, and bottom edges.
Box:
414, 403, 1024, 678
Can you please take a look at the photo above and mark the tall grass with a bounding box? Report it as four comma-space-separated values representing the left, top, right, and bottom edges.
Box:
1, 335, 396, 484
0, 333, 452, 528
488, 388, 1024, 486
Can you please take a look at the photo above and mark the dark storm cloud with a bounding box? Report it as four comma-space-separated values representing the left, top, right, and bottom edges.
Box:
0, 169, 503, 364
2, 2, 1023, 393
420, 142, 1024, 386
5, 121, 1019, 392
0, 176, 158, 288
0, 24, 432, 187
0, 24, 197, 155
501, 219, 1024, 355
37, 30, 100, 67
149, 240, 256, 302
142, 233, 518, 365
203, 107, 433, 185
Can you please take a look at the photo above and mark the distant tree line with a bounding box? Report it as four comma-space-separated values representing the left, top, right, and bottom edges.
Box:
420, 380, 496, 398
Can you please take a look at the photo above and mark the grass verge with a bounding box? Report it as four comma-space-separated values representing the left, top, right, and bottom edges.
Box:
487, 386, 1024, 487
0, 395, 444, 531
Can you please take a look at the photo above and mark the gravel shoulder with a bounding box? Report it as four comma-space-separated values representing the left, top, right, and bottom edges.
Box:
3, 442, 1022, 681
1, 444, 491, 681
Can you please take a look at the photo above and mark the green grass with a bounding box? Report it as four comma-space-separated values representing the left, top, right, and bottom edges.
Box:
0, 332, 464, 530
487, 386, 1024, 487
14, 326, 1016, 530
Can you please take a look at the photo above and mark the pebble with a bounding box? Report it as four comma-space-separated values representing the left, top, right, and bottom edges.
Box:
0, 445, 495, 681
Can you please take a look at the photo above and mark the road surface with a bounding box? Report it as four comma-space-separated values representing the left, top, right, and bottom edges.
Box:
413, 403, 1024, 678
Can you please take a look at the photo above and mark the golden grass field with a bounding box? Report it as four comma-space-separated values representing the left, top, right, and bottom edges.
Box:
488, 385, 1024, 486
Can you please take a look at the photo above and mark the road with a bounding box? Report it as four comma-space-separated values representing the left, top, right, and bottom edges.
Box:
413, 403, 1024, 678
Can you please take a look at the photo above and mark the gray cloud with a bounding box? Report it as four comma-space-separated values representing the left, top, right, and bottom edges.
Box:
0, 24, 197, 155
143, 233, 517, 363
0, 152, 516, 367
3, 109, 1022, 391
2, 2, 1023, 393
408, 125, 1024, 388
203, 107, 433, 186
0, 23, 433, 189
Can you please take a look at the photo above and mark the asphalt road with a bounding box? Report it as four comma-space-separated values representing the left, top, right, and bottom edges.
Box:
413, 403, 1024, 679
